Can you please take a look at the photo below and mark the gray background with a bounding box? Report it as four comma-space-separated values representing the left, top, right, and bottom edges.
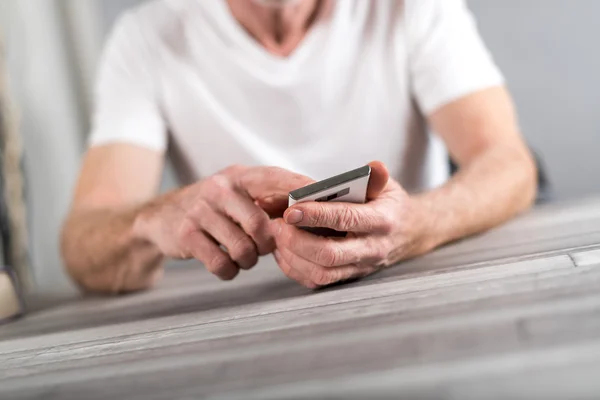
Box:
470, 0, 600, 201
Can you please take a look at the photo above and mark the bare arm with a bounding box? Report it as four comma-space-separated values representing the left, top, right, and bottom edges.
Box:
61, 144, 165, 294
412, 86, 537, 254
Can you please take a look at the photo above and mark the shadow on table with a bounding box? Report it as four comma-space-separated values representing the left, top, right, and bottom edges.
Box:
0, 271, 312, 341
22, 292, 79, 314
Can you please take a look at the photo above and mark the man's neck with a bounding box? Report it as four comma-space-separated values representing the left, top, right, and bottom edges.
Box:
226, 0, 323, 57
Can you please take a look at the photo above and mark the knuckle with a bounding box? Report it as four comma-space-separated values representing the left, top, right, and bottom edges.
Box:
310, 268, 332, 287
308, 204, 329, 226
339, 206, 361, 230
230, 235, 256, 259
264, 166, 283, 177
278, 259, 292, 276
371, 240, 389, 263
222, 164, 245, 175
247, 211, 274, 255
277, 222, 293, 245
378, 211, 395, 234
208, 253, 232, 275
176, 218, 196, 246
189, 200, 211, 221
360, 236, 391, 266
316, 244, 340, 267
245, 210, 267, 236
260, 237, 276, 255
303, 281, 319, 290
207, 174, 234, 197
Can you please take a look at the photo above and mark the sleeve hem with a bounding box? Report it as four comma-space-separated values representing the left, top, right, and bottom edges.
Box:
88, 131, 167, 152
420, 74, 505, 116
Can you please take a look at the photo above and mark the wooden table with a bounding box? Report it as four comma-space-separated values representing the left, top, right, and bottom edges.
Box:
2, 198, 600, 399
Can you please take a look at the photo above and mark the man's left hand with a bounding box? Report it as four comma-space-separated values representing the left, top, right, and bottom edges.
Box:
272, 161, 428, 288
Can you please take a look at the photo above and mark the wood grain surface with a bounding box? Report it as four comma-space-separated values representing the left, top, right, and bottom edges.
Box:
1, 198, 600, 399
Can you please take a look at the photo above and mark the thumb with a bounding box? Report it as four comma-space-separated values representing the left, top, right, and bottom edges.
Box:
366, 161, 390, 200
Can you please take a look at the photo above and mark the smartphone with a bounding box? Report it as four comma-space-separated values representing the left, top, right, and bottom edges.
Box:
288, 165, 371, 206
288, 165, 371, 236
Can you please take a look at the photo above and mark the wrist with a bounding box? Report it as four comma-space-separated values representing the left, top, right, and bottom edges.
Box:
404, 195, 439, 257
133, 185, 185, 244
131, 198, 164, 251
132, 205, 152, 244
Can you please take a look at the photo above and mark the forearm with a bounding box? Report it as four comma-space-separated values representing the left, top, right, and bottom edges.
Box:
61, 205, 164, 294
410, 144, 537, 256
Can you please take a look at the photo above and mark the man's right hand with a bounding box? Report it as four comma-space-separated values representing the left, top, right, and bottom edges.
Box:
133, 165, 314, 280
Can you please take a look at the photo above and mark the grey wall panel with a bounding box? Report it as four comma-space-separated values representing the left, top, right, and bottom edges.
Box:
470, 0, 600, 200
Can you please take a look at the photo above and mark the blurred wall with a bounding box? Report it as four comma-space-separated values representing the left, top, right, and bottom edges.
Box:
469, 0, 600, 202
0, 0, 86, 292
1, 0, 599, 292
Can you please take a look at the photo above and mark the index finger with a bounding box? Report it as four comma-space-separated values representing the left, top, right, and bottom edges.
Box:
284, 201, 390, 233
239, 167, 315, 217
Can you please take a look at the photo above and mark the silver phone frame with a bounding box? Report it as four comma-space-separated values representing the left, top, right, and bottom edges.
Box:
288, 165, 371, 206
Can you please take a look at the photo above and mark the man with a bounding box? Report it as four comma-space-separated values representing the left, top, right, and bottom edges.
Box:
61, 0, 536, 293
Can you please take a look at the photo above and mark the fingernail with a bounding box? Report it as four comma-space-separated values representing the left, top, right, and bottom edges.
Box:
285, 209, 303, 225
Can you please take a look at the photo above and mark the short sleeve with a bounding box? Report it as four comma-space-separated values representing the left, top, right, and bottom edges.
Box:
88, 12, 167, 151
406, 0, 504, 115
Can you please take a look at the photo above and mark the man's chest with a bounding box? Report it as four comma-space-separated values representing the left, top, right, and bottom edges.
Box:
158, 41, 410, 144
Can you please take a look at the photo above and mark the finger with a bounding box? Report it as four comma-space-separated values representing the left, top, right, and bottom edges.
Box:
204, 211, 259, 270
239, 167, 315, 216
277, 246, 371, 288
275, 220, 384, 267
184, 230, 239, 280
220, 190, 275, 255
255, 196, 289, 219
283, 201, 390, 233
273, 249, 317, 289
367, 161, 390, 200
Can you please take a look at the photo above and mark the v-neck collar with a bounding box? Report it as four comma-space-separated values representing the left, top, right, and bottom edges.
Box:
208, 0, 334, 69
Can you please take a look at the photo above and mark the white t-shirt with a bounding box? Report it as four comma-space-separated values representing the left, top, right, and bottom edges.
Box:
90, 0, 503, 192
